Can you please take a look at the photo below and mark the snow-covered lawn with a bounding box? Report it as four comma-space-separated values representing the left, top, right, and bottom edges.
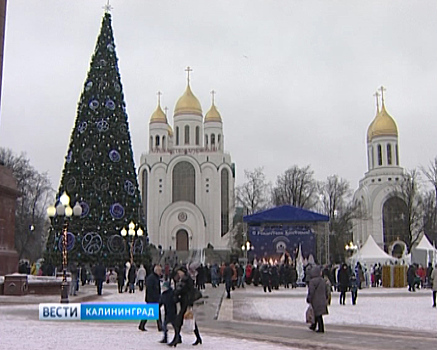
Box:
244, 286, 437, 331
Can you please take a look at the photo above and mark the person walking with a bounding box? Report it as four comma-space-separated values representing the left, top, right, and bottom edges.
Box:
159, 281, 177, 344
128, 263, 137, 293
337, 263, 350, 305
431, 264, 437, 308
137, 264, 147, 291
139, 264, 162, 331
407, 264, 417, 292
261, 263, 272, 293
115, 264, 125, 293
307, 266, 328, 333
93, 261, 106, 296
69, 262, 78, 296
223, 262, 233, 299
168, 266, 202, 347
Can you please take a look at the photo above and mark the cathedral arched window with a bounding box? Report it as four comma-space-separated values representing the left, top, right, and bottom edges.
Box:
383, 197, 408, 254
195, 126, 200, 145
221, 168, 229, 236
142, 170, 148, 222
176, 127, 180, 146
387, 144, 392, 165
185, 125, 190, 145
205, 135, 209, 148
395, 145, 399, 165
211, 134, 216, 147
172, 161, 195, 204
162, 136, 166, 150
150, 136, 153, 150
155, 135, 160, 147
377, 144, 382, 166
218, 134, 221, 147
371, 146, 374, 168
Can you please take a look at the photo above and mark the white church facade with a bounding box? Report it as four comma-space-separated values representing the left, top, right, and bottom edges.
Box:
138, 72, 235, 252
353, 88, 412, 258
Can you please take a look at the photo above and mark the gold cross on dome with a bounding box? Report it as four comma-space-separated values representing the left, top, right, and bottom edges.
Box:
185, 66, 193, 84
103, 0, 113, 13
379, 85, 386, 105
211, 90, 216, 104
157, 91, 162, 105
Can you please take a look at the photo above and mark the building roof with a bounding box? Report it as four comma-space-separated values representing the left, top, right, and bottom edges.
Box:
243, 205, 329, 224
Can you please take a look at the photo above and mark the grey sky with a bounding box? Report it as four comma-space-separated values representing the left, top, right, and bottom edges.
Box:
1, 0, 437, 195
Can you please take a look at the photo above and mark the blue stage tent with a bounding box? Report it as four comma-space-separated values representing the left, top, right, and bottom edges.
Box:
243, 205, 329, 224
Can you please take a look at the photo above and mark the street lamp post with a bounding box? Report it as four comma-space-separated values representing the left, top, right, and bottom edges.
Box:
120, 221, 143, 263
241, 240, 254, 264
345, 241, 358, 266
47, 191, 82, 304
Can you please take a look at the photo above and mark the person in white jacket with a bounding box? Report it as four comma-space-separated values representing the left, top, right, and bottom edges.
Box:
137, 264, 147, 291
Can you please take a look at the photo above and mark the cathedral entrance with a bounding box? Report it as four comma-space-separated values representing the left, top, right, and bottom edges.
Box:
176, 229, 189, 251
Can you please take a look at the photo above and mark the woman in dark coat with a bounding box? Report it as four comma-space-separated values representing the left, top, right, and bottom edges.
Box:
307, 265, 328, 333
168, 266, 202, 347
128, 263, 137, 293
337, 263, 350, 305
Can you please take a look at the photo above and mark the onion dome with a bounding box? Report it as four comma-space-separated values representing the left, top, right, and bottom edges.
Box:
368, 103, 398, 141
205, 103, 222, 123
149, 103, 167, 124
174, 84, 202, 117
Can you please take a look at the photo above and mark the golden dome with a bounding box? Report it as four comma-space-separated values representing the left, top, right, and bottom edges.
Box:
149, 103, 167, 124
204, 103, 222, 123
174, 84, 202, 117
167, 124, 174, 137
368, 103, 398, 141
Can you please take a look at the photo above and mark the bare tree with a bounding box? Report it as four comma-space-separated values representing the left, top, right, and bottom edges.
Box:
421, 157, 437, 244
272, 165, 318, 209
0, 148, 54, 261
422, 190, 437, 245
236, 167, 271, 214
391, 169, 423, 252
318, 175, 358, 262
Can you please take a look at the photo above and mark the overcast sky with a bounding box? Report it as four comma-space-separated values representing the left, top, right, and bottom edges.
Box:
1, 0, 437, 195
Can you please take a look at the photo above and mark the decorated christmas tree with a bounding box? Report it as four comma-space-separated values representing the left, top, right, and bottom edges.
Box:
45, 11, 148, 267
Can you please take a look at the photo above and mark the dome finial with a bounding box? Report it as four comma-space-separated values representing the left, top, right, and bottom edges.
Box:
211, 90, 216, 105
185, 66, 193, 85
157, 91, 162, 106
373, 90, 380, 113
379, 85, 386, 106
103, 0, 113, 13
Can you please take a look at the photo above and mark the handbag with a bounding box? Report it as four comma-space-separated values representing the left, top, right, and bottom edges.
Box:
305, 304, 315, 324
182, 307, 195, 332
193, 288, 203, 302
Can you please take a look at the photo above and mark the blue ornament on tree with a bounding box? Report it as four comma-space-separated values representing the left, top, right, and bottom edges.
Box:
110, 203, 125, 219
109, 150, 121, 162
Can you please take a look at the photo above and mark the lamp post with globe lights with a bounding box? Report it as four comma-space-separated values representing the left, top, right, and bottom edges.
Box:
345, 241, 359, 266
47, 191, 82, 304
241, 240, 254, 264
120, 221, 143, 263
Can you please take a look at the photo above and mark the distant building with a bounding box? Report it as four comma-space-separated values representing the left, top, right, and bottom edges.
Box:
353, 88, 411, 257
139, 71, 235, 253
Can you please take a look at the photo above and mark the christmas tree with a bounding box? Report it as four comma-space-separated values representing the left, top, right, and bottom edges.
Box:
45, 11, 148, 267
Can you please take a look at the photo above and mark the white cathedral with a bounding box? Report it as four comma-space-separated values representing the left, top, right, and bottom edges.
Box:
138, 72, 235, 252
353, 88, 412, 258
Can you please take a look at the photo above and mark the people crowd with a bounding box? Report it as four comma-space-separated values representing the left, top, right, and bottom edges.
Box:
15, 252, 437, 340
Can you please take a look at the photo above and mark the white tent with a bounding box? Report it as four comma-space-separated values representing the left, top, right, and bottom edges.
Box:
411, 235, 437, 266
349, 235, 398, 266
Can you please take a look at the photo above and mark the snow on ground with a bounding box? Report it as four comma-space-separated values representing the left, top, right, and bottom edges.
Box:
0, 284, 296, 350
244, 286, 437, 331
